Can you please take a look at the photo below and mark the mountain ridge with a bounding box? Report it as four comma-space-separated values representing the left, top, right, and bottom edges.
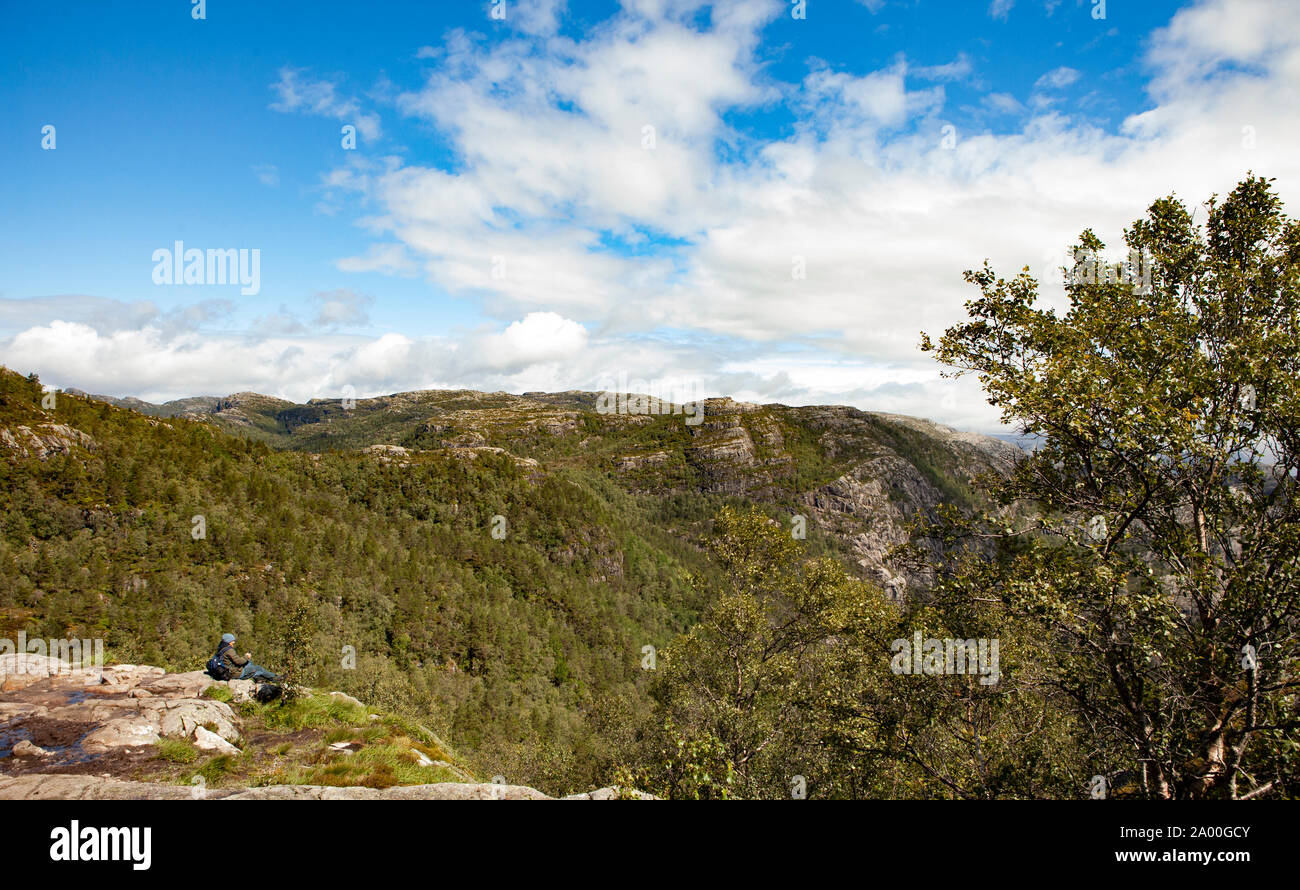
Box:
58, 379, 1021, 594
65, 383, 1018, 456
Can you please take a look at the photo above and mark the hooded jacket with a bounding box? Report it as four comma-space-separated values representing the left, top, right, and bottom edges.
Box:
217, 641, 249, 677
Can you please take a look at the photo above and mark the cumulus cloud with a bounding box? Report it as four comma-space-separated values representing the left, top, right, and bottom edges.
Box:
6, 0, 1300, 434
335, 0, 1298, 431
1144, 0, 1297, 92
0, 295, 233, 339
480, 311, 588, 370
0, 295, 160, 336
1, 310, 997, 428
513, 0, 567, 36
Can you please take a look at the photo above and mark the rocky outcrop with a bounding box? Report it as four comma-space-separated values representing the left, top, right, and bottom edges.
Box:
614, 450, 671, 471
1, 653, 98, 692
440, 445, 541, 471
1, 657, 239, 762
0, 658, 654, 800
681, 399, 787, 498
0, 774, 649, 800
561, 786, 658, 800
0, 422, 96, 459
192, 726, 241, 754
0, 775, 201, 800
799, 455, 946, 598
361, 442, 541, 472
361, 443, 412, 464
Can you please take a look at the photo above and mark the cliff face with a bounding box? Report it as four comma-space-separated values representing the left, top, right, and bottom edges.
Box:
0, 422, 97, 460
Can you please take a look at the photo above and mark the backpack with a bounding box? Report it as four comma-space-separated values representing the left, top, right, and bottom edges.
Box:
206, 644, 233, 681
255, 683, 283, 703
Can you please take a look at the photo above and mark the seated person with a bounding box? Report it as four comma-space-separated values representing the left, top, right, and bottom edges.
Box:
211, 632, 280, 682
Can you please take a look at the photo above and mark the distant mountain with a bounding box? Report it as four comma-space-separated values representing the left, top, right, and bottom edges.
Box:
64, 389, 225, 418
989, 431, 1045, 452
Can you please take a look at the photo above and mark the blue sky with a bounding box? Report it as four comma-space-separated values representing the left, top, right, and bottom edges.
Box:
1, 0, 1295, 431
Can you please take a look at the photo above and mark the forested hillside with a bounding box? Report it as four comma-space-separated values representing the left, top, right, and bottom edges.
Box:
67, 381, 1021, 596
2, 369, 722, 790
2, 367, 1014, 792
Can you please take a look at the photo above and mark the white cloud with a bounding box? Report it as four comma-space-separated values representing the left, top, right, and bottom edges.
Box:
980, 91, 1025, 115
335, 243, 418, 276
913, 53, 974, 82
312, 289, 373, 328
270, 67, 382, 141
513, 0, 567, 36
0, 295, 232, 339
1145, 0, 1297, 94
253, 164, 280, 187
7, 0, 1300, 435
988, 0, 1015, 21
1034, 66, 1081, 90
331, 0, 1298, 433
804, 64, 916, 130
480, 311, 589, 369
2, 312, 1003, 429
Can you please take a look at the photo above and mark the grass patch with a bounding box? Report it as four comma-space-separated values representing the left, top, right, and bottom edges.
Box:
194, 754, 239, 785
203, 684, 233, 702
378, 713, 455, 761
155, 738, 199, 764
137, 690, 476, 791
250, 694, 370, 731
231, 690, 378, 735
289, 737, 464, 789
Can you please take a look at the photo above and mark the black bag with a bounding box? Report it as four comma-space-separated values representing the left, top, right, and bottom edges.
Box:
206, 644, 233, 681
255, 683, 283, 703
